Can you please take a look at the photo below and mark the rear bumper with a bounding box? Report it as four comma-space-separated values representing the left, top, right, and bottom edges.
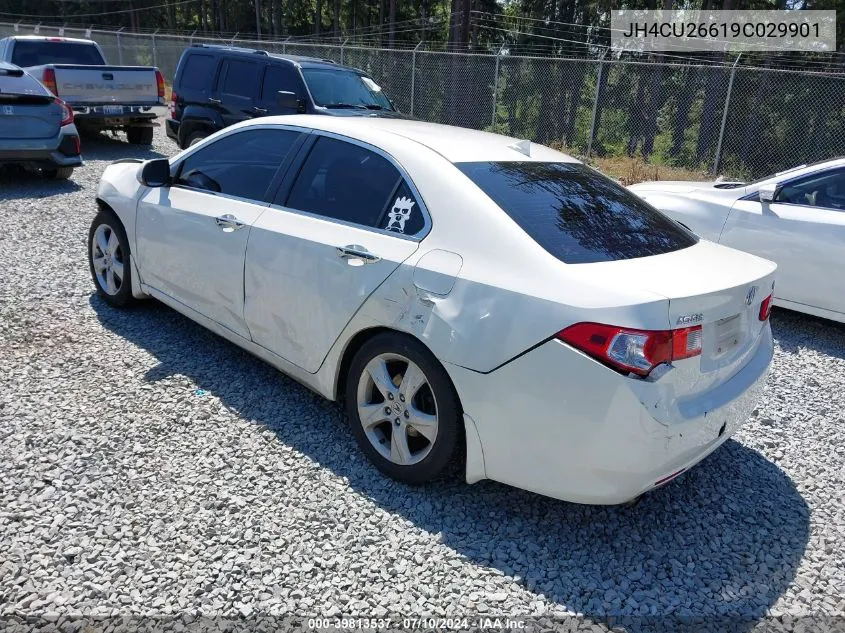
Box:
0, 125, 83, 168
70, 105, 158, 127
446, 323, 773, 505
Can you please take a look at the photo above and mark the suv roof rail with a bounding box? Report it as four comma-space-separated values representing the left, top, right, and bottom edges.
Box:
190, 42, 269, 55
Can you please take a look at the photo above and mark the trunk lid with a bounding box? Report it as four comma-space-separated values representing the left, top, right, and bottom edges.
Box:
51, 65, 159, 105
573, 240, 776, 398
0, 94, 61, 139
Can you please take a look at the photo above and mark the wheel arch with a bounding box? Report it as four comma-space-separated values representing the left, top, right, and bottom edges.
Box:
333, 326, 464, 418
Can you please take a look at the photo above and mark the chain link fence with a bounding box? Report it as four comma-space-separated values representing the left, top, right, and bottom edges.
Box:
2, 21, 844, 179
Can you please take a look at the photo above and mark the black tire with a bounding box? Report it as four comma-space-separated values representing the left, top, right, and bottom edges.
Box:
185, 131, 207, 148
126, 126, 154, 145
43, 166, 74, 180
345, 332, 463, 485
88, 209, 136, 308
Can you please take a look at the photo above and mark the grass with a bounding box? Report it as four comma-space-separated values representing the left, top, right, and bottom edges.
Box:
547, 141, 712, 186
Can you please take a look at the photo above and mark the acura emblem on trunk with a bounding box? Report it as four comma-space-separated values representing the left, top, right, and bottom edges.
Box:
746, 286, 758, 306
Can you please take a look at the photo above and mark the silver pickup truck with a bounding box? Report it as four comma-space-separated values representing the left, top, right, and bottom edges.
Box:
0, 35, 164, 145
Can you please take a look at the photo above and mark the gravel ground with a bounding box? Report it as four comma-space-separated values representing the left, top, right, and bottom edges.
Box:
1, 118, 844, 632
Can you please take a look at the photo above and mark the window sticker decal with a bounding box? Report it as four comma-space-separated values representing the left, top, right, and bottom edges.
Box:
385, 196, 415, 233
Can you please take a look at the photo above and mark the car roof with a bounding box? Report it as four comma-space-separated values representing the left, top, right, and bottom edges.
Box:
187, 43, 350, 71
240, 115, 580, 164
7, 35, 96, 45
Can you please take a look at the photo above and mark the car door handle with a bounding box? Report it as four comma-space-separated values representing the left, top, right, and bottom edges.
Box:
208, 97, 222, 104
215, 214, 246, 231
336, 244, 381, 263
251, 106, 268, 115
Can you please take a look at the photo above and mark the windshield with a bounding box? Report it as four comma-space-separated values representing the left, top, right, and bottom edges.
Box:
302, 68, 392, 110
457, 161, 698, 264
11, 41, 106, 67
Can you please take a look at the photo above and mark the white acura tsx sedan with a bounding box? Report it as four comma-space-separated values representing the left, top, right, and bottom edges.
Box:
90, 116, 777, 505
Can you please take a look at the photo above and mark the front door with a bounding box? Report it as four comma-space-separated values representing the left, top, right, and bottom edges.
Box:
244, 135, 429, 373
135, 127, 306, 338
723, 167, 845, 316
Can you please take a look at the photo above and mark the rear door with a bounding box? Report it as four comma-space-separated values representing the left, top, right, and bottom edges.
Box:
211, 57, 261, 127
244, 134, 427, 373
136, 127, 306, 338
722, 168, 845, 316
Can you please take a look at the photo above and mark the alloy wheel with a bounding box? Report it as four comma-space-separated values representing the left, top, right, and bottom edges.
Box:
356, 353, 439, 466
91, 223, 125, 296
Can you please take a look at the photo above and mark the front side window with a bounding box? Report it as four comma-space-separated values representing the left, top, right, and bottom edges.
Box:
261, 64, 303, 101
456, 162, 698, 264
776, 169, 845, 211
11, 41, 105, 67
286, 136, 413, 229
302, 68, 391, 110
175, 128, 300, 201
219, 59, 259, 98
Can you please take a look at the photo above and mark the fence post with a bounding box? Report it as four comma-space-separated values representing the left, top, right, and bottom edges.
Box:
713, 53, 742, 176
116, 27, 125, 65
587, 49, 608, 160
189, 29, 196, 46
410, 41, 422, 117
152, 29, 158, 67
340, 37, 348, 65
490, 42, 505, 128
282, 36, 290, 54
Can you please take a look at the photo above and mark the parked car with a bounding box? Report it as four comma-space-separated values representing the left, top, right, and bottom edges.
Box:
0, 62, 81, 179
629, 158, 845, 325
166, 43, 403, 149
90, 116, 776, 505
0, 35, 164, 145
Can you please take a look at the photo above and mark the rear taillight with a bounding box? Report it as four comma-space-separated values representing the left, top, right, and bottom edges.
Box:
169, 90, 178, 118
42, 68, 58, 95
155, 69, 166, 102
557, 322, 703, 377
759, 294, 773, 321
56, 98, 73, 126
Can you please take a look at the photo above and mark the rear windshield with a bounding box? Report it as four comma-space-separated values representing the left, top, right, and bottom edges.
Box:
11, 41, 105, 67
0, 71, 50, 96
456, 161, 698, 264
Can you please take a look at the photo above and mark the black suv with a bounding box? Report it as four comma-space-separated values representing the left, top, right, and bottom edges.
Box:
166, 44, 403, 148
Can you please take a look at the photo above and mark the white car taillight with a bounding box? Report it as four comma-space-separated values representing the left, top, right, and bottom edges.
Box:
557, 322, 702, 377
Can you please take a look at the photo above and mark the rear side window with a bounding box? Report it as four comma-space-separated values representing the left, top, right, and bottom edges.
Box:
261, 64, 302, 100
219, 59, 259, 98
11, 41, 105, 67
286, 136, 406, 229
456, 162, 698, 264
175, 128, 301, 201
179, 53, 216, 90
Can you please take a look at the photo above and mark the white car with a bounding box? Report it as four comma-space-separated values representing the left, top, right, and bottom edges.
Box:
90, 116, 777, 505
629, 159, 845, 324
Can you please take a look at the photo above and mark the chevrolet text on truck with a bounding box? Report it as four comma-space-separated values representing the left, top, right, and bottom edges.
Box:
0, 35, 164, 144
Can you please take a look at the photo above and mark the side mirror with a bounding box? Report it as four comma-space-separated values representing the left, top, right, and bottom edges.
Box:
277, 90, 301, 110
137, 158, 170, 187
758, 182, 778, 203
